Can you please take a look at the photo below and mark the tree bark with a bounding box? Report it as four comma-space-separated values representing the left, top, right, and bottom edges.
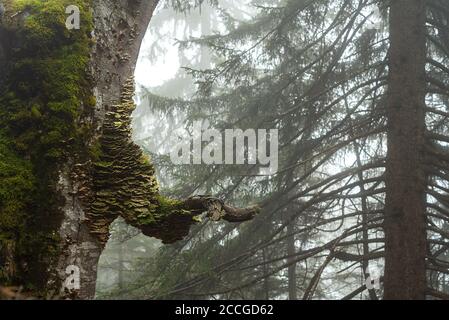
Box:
54, 0, 159, 299
287, 222, 297, 300
0, 0, 257, 299
384, 0, 428, 300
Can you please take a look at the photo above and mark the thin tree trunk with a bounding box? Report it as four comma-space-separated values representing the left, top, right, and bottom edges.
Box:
200, 5, 212, 69
287, 222, 297, 300
118, 243, 124, 291
262, 249, 270, 300
384, 0, 427, 300
344, 84, 378, 300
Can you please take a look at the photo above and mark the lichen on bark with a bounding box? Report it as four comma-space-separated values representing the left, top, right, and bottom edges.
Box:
89, 77, 160, 244
88, 78, 257, 243
89, 78, 259, 245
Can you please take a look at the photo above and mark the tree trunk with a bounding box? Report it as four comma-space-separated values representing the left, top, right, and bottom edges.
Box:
118, 242, 124, 291
287, 222, 297, 300
384, 0, 427, 300
53, 0, 159, 299
0, 0, 257, 299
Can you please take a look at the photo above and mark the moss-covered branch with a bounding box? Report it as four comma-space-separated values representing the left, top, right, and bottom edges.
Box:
129, 195, 259, 244
181, 196, 260, 223
90, 78, 259, 245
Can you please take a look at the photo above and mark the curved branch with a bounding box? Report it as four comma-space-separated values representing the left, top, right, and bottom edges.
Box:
182, 196, 260, 222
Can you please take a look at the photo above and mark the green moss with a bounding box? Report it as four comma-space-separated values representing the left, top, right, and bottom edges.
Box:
2, 0, 94, 162
154, 195, 184, 214
88, 140, 102, 162
0, 104, 35, 277
0, 0, 93, 292
0, 133, 35, 243
138, 195, 184, 225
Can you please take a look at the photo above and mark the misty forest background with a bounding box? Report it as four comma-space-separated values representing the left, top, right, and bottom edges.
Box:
92, 0, 449, 300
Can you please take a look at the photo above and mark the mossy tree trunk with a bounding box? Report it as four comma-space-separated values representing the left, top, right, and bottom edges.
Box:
0, 0, 161, 299
0, 0, 257, 299
54, 0, 160, 299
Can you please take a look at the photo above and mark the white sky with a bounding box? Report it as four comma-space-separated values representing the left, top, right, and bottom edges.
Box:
134, 0, 255, 91
135, 35, 180, 88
